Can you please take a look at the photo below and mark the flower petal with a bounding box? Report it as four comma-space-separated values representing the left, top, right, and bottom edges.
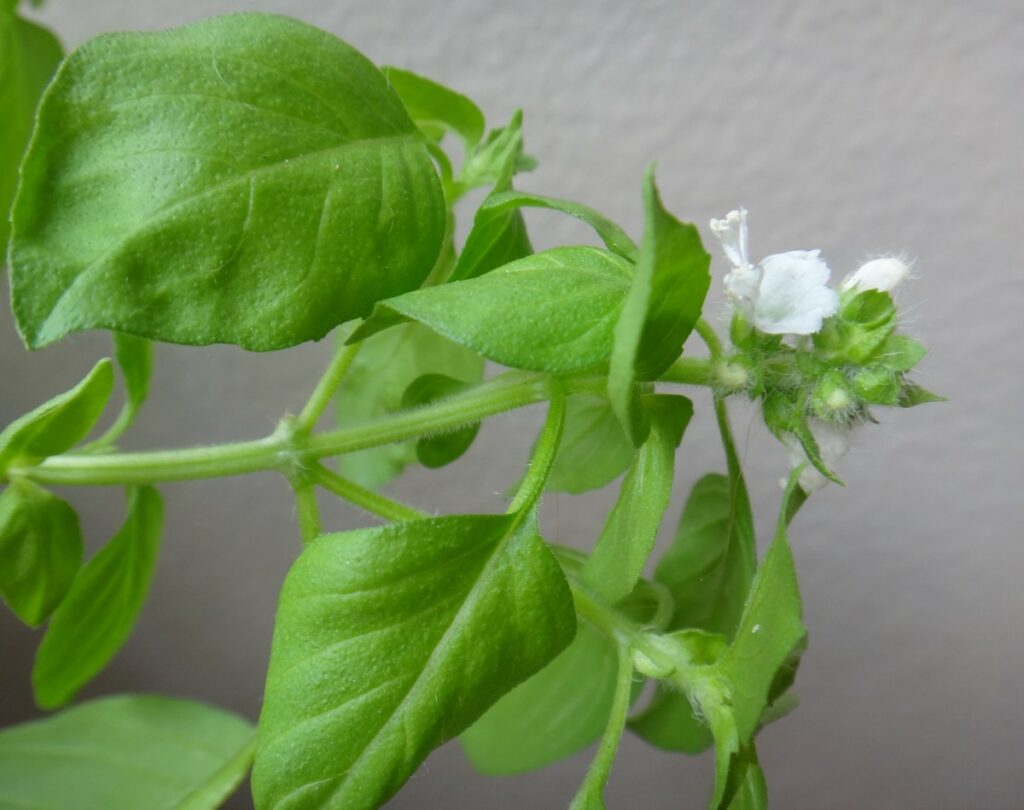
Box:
709, 208, 749, 268
841, 257, 910, 293
753, 250, 839, 335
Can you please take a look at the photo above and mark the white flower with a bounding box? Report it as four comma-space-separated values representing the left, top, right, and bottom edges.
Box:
841, 257, 910, 294
782, 419, 852, 492
710, 208, 839, 335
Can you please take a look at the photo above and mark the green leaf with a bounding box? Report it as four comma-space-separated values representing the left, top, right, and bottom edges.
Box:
718, 483, 806, 743
10, 13, 446, 351
0, 358, 113, 473
401, 373, 481, 468
336, 322, 483, 488
0, 694, 255, 809
877, 334, 927, 372
114, 333, 153, 424
460, 623, 619, 775
32, 485, 163, 709
632, 404, 756, 755
899, 381, 946, 407
0, 479, 82, 626
351, 246, 632, 373
0, 7, 62, 252
459, 110, 534, 192
582, 394, 692, 603
252, 513, 575, 810
568, 643, 634, 810
545, 394, 636, 494
465, 190, 639, 262
449, 112, 533, 282
608, 167, 711, 445
382, 66, 484, 149
723, 744, 768, 810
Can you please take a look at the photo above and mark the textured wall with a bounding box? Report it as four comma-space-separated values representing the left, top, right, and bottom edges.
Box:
2, 1, 1022, 808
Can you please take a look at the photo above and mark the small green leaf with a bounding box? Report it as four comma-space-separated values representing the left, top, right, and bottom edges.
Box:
114, 333, 153, 423
723, 744, 768, 810
253, 513, 575, 810
449, 112, 533, 282
460, 623, 619, 775
382, 66, 484, 149
10, 13, 445, 350
466, 190, 639, 262
899, 381, 946, 407
459, 110, 534, 192
336, 322, 483, 489
0, 358, 113, 473
352, 246, 632, 373
0, 6, 62, 252
632, 403, 757, 755
0, 479, 81, 626
0, 694, 255, 809
545, 394, 636, 494
568, 643, 634, 810
582, 394, 692, 603
401, 373, 481, 468
608, 167, 711, 444
876, 334, 927, 372
32, 486, 163, 709
719, 485, 806, 742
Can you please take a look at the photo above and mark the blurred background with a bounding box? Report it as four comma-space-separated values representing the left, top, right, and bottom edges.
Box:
2, 1, 1022, 807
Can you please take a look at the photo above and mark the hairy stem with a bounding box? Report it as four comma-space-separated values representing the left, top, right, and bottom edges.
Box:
295, 333, 362, 434
310, 463, 424, 523
9, 371, 560, 487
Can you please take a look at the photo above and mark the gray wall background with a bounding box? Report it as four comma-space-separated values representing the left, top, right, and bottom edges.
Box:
2, 1, 1021, 807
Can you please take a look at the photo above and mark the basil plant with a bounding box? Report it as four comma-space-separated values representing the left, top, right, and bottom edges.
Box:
0, 7, 940, 809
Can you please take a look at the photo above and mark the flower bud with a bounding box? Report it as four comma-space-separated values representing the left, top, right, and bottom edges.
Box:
812, 371, 856, 419
842, 257, 910, 294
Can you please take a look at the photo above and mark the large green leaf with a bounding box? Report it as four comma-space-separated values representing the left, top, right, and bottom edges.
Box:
581, 394, 692, 603
608, 168, 710, 444
0, 5, 61, 251
0, 357, 113, 473
33, 486, 164, 709
0, 479, 82, 626
252, 513, 575, 810
9, 13, 445, 350
351, 246, 632, 373
336, 322, 483, 489
460, 623, 618, 775
545, 394, 636, 494
0, 694, 255, 809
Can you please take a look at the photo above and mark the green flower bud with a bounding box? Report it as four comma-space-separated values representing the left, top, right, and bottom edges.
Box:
812, 370, 856, 418
853, 366, 901, 406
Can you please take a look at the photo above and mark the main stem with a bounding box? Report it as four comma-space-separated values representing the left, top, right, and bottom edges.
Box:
10, 371, 555, 487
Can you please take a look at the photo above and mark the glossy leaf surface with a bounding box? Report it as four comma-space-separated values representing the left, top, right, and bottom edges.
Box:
10, 13, 445, 350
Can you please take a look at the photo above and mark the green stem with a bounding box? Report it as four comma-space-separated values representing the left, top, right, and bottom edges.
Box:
696, 317, 724, 358
295, 333, 362, 434
507, 382, 565, 514
292, 482, 322, 544
11, 371, 558, 487
569, 641, 633, 809
659, 356, 713, 386
310, 464, 425, 523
